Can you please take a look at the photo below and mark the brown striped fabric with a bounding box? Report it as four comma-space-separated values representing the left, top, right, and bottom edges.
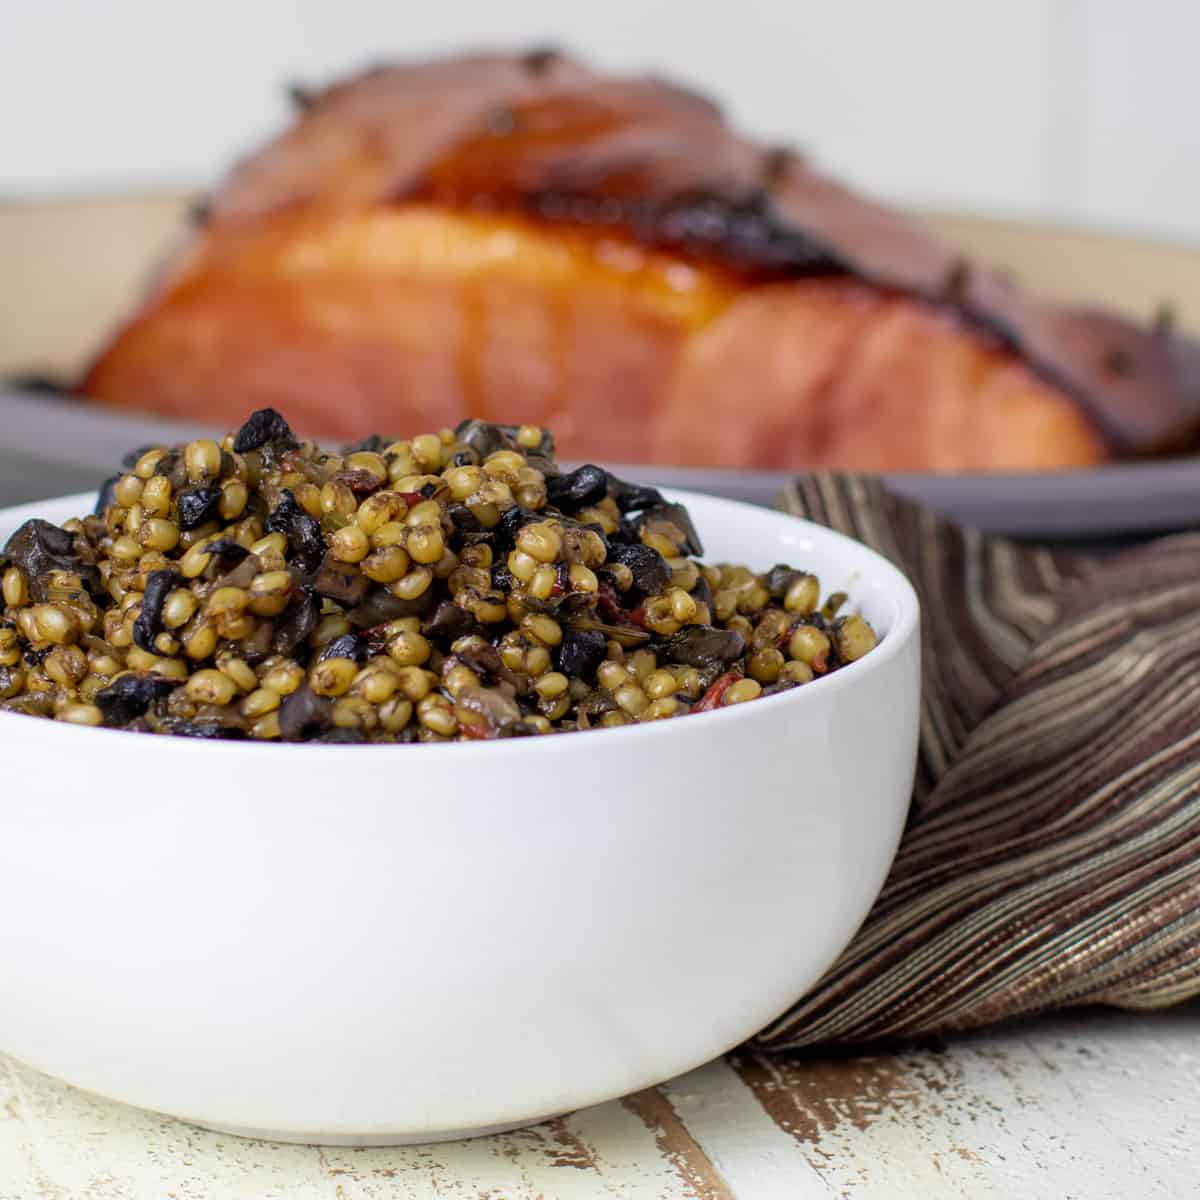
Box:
755, 476, 1200, 1048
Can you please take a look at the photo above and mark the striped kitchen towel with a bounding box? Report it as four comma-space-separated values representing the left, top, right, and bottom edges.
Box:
755, 475, 1200, 1048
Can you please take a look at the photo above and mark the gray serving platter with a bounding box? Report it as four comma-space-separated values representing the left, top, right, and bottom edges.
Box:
2, 388, 1198, 541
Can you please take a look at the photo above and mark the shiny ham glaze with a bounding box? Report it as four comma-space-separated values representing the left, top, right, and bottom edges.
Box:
80, 51, 1200, 470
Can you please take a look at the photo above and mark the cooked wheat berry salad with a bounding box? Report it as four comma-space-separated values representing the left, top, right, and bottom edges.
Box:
0, 412, 876, 741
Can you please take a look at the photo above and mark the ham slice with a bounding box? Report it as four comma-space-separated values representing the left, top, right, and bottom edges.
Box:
79, 50, 1200, 470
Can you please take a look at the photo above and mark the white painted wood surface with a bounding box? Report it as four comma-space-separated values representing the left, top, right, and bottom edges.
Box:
3, 1005, 1197, 1198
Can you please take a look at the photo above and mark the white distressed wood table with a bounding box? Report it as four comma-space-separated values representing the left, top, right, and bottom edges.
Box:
3, 1003, 1196, 1199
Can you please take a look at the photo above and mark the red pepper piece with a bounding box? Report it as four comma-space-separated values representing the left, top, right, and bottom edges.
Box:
334, 468, 384, 496
596, 581, 634, 626
693, 671, 741, 713
458, 718, 496, 740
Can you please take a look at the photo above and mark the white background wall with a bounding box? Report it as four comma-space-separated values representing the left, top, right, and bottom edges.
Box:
2, 0, 1198, 244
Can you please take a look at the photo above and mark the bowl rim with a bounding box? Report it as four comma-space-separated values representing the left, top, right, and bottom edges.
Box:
0, 487, 920, 761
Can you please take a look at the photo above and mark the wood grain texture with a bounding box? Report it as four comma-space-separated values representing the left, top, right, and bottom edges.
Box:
621, 1087, 735, 1199
726, 1006, 1200, 1197
2, 1007, 1197, 1197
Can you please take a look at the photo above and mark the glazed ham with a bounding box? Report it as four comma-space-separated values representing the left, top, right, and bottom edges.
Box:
80, 51, 1200, 470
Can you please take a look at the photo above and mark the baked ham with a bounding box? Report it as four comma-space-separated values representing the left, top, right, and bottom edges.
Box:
79, 50, 1200, 470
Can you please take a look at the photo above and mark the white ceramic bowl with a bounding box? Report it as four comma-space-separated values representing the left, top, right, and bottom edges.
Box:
0, 488, 920, 1145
